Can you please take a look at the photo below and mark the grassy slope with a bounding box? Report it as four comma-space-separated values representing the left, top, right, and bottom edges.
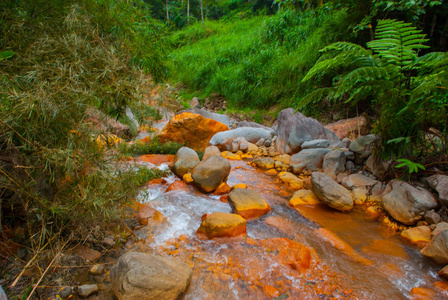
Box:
169, 7, 353, 111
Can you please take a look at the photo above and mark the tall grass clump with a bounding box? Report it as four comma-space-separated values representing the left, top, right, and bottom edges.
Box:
0, 0, 167, 248
169, 6, 353, 109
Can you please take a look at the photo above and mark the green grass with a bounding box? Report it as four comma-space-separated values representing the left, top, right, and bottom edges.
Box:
169, 7, 353, 110
118, 137, 184, 156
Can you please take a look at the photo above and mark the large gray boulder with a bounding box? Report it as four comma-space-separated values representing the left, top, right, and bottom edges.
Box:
348, 134, 379, 164
323, 150, 346, 180
289, 149, 331, 174
111, 252, 192, 300
183, 108, 230, 127
311, 172, 353, 211
421, 230, 448, 265
237, 121, 275, 133
381, 180, 438, 225
209, 127, 272, 149
301, 139, 331, 149
425, 174, 448, 205
191, 156, 231, 192
276, 108, 340, 154
170, 147, 200, 178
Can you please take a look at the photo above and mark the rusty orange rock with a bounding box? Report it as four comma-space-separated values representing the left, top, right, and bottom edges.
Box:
135, 203, 166, 226
325, 116, 370, 140
139, 154, 174, 165
166, 180, 190, 192
410, 287, 436, 300
213, 182, 231, 195
256, 238, 318, 273
219, 195, 228, 203
401, 226, 432, 248
262, 285, 280, 298
158, 112, 229, 151
433, 281, 448, 293
289, 190, 320, 207
228, 188, 271, 220
183, 173, 194, 184
231, 183, 247, 191
196, 212, 247, 239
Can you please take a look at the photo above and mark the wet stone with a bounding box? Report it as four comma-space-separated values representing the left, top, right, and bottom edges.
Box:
196, 212, 247, 239
77, 284, 98, 298
228, 188, 271, 220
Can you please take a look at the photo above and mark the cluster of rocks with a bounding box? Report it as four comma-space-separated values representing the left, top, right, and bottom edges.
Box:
170, 145, 272, 239
162, 106, 448, 267
102, 103, 448, 300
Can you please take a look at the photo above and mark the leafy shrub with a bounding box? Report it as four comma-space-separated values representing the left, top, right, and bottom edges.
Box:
0, 0, 168, 245
300, 19, 447, 159
118, 137, 184, 156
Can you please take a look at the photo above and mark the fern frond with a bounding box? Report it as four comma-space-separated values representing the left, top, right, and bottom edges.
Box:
367, 19, 429, 68
302, 50, 373, 83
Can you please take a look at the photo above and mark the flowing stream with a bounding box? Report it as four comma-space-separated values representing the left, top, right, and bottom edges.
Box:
128, 157, 443, 300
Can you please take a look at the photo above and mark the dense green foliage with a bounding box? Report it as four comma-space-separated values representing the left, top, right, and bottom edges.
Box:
118, 137, 184, 156
301, 19, 447, 159
0, 0, 169, 245
170, 7, 353, 108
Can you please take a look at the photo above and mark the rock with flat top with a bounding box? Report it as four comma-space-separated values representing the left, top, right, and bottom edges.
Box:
228, 188, 271, 220
311, 172, 353, 211
196, 213, 246, 239
111, 252, 192, 300
401, 226, 432, 246
381, 180, 438, 225
210, 127, 272, 150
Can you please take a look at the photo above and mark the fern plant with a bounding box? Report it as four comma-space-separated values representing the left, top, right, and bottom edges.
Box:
299, 19, 447, 159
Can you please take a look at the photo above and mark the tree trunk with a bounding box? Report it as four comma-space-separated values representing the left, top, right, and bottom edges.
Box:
187, 0, 190, 25
200, 0, 205, 29
166, 0, 170, 24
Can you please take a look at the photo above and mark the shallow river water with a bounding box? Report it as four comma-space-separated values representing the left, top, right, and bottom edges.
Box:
131, 158, 443, 299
